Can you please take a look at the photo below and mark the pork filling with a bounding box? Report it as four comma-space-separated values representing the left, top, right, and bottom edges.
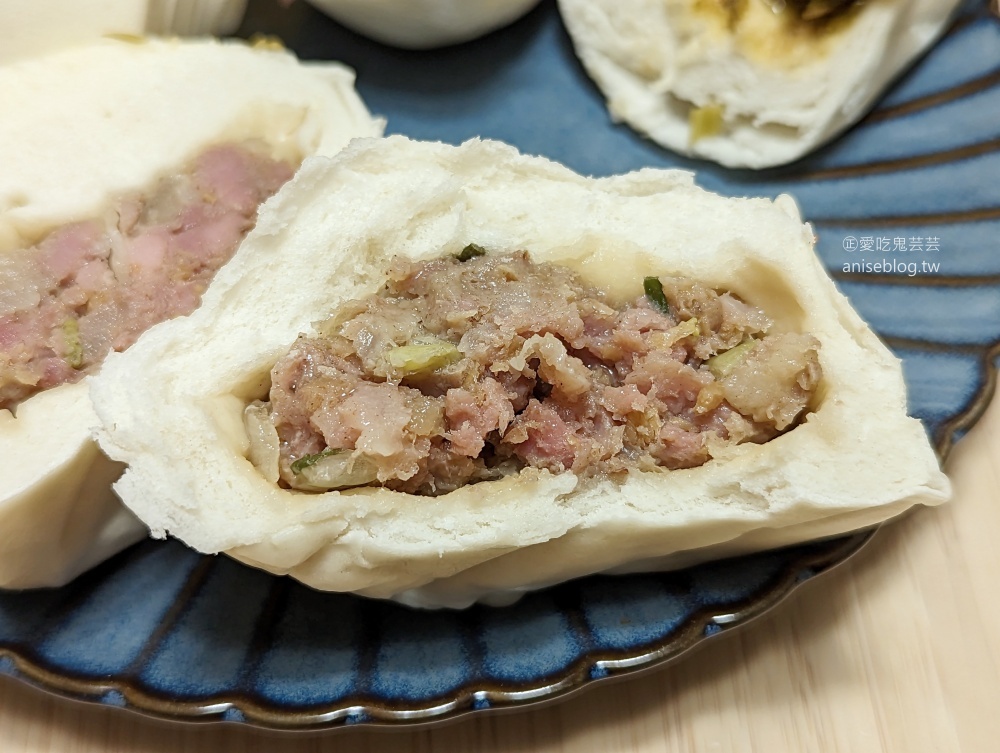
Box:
0, 142, 296, 410
254, 250, 822, 495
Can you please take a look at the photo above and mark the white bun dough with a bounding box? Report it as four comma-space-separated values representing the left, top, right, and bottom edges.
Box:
305, 0, 541, 49
558, 0, 962, 168
0, 37, 382, 588
91, 136, 949, 608
0, 0, 249, 64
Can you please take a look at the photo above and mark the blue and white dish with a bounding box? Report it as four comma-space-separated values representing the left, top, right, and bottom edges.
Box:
1, 0, 997, 730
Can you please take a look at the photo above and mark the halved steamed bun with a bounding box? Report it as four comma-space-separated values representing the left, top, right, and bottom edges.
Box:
558, 0, 962, 168
0, 37, 381, 588
90, 136, 948, 608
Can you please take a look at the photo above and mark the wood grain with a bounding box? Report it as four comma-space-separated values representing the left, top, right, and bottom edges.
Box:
2, 393, 998, 753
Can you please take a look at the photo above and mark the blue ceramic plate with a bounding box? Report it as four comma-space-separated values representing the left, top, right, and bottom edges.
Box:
1, 0, 997, 731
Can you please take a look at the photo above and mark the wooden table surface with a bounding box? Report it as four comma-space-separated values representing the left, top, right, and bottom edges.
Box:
2, 390, 998, 752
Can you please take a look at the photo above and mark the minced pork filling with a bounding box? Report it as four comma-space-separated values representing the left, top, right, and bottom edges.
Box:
251, 249, 822, 496
0, 142, 295, 411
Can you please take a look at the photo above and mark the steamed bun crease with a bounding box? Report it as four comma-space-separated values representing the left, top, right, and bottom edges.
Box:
0, 142, 296, 410
252, 250, 822, 496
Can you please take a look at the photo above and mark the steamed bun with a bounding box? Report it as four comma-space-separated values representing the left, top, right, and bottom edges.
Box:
91, 136, 948, 608
0, 37, 381, 588
558, 0, 962, 168
305, 0, 541, 48
0, 0, 249, 64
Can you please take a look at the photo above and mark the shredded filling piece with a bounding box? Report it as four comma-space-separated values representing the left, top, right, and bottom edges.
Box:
0, 142, 295, 410
253, 250, 822, 495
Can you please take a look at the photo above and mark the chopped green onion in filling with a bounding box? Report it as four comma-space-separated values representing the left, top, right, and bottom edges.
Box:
294, 451, 379, 491
291, 448, 343, 475
643, 276, 672, 316
706, 338, 758, 379
455, 243, 487, 262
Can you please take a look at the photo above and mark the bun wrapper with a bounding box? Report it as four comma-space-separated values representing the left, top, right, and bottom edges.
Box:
0, 37, 381, 588
91, 137, 949, 608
